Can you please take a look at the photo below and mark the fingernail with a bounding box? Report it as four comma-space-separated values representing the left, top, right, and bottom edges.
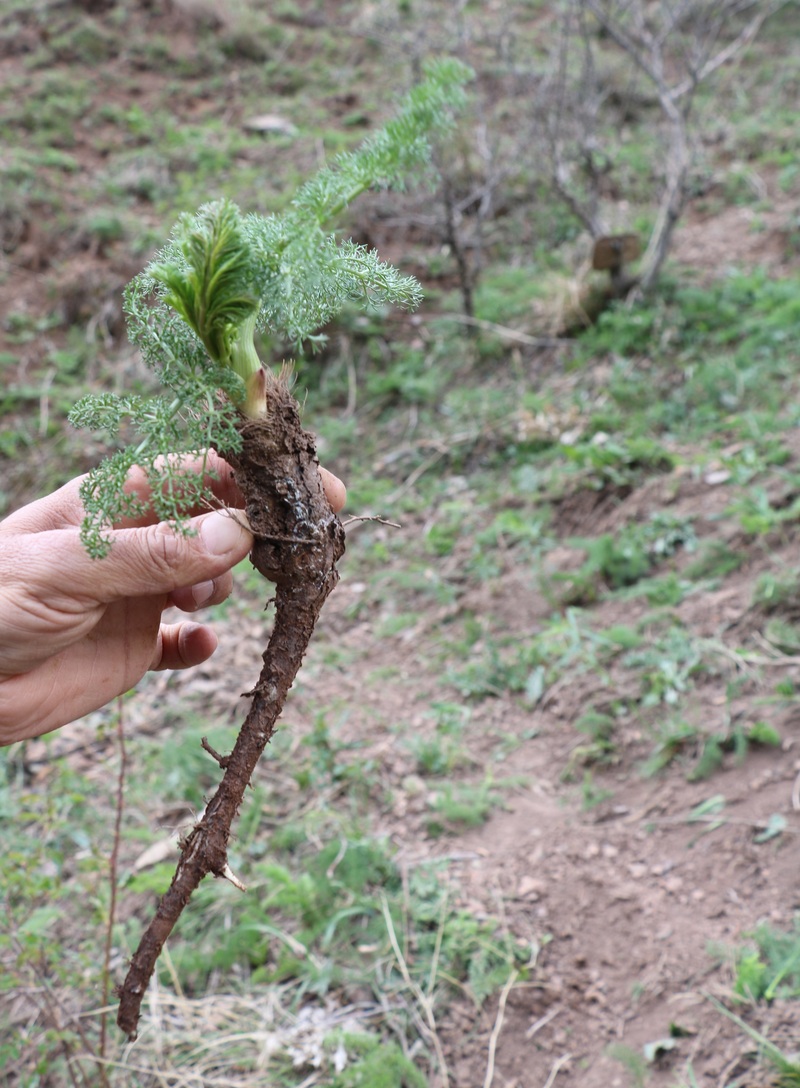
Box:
200, 510, 251, 556
191, 580, 215, 607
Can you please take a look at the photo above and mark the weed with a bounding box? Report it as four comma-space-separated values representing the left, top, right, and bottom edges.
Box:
559, 434, 675, 491
427, 777, 501, 833
617, 571, 691, 607
404, 702, 471, 777
729, 487, 800, 537
579, 770, 614, 810
473, 506, 549, 559
623, 625, 708, 708
731, 917, 800, 1002
293, 714, 374, 795
707, 995, 800, 1086
572, 271, 800, 441
331, 1039, 428, 1088
424, 498, 473, 557
643, 715, 781, 780
607, 1042, 649, 1088
763, 618, 800, 655
572, 709, 619, 767
753, 569, 800, 615
450, 636, 547, 701
472, 262, 547, 326
683, 541, 744, 582
557, 514, 696, 603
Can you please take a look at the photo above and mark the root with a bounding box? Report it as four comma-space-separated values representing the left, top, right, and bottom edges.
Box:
116, 380, 345, 1039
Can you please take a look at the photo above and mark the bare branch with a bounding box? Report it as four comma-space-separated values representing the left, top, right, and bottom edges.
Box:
536, 0, 786, 301
673, 0, 787, 98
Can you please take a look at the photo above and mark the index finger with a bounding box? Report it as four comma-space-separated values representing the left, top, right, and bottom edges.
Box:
121, 459, 346, 523
0, 451, 244, 535
120, 451, 245, 529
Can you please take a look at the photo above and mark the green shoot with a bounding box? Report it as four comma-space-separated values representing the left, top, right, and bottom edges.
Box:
69, 58, 471, 557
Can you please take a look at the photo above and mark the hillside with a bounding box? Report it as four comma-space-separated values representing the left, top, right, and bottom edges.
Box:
2, 2, 800, 1086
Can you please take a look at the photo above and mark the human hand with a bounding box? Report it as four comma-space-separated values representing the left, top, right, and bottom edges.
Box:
0, 453, 346, 745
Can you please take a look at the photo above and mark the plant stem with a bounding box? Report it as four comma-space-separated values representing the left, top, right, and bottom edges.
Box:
230, 312, 268, 418
100, 699, 126, 1060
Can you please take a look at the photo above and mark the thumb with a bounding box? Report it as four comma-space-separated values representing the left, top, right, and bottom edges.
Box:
99, 510, 254, 601
25, 510, 254, 603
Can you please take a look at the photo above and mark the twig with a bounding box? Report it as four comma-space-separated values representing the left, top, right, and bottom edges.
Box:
440, 169, 475, 323
345, 344, 357, 417
427, 889, 450, 1001
483, 969, 520, 1088
19, 953, 104, 1088
325, 837, 348, 880
38, 365, 56, 437
200, 736, 230, 768
750, 630, 800, 665
433, 312, 567, 347
100, 698, 127, 1062
672, 1, 786, 98
526, 1005, 562, 1039
342, 514, 402, 529
542, 1052, 572, 1088
160, 942, 186, 1004
649, 814, 799, 833
387, 450, 447, 503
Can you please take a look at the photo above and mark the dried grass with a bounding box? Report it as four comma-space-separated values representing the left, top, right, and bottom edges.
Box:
73, 982, 385, 1087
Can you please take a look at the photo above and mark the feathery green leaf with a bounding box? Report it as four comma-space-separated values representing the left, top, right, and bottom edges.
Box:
71, 59, 472, 552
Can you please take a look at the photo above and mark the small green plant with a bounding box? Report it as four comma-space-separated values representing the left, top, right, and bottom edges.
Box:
404, 702, 471, 777
731, 917, 800, 1003
451, 638, 545, 701
729, 487, 800, 537
623, 625, 707, 708
560, 435, 674, 491
753, 568, 800, 615
556, 514, 695, 604
427, 777, 500, 833
332, 1040, 428, 1088
683, 541, 744, 582
571, 709, 619, 768
607, 1042, 649, 1088
578, 770, 614, 810
707, 995, 800, 1086
643, 715, 781, 780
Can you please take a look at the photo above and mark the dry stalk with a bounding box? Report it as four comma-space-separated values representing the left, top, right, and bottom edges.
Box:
100, 696, 127, 1062
482, 968, 520, 1088
542, 1052, 572, 1088
381, 894, 451, 1088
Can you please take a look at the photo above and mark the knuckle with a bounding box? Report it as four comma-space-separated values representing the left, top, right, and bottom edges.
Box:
144, 522, 188, 575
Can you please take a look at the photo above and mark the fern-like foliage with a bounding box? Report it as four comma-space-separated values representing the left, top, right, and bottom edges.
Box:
69, 58, 471, 556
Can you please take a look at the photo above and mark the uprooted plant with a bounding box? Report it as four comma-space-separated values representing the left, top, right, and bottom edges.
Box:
67, 58, 470, 1039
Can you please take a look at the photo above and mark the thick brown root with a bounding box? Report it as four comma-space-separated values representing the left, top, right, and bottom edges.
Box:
116, 377, 345, 1039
